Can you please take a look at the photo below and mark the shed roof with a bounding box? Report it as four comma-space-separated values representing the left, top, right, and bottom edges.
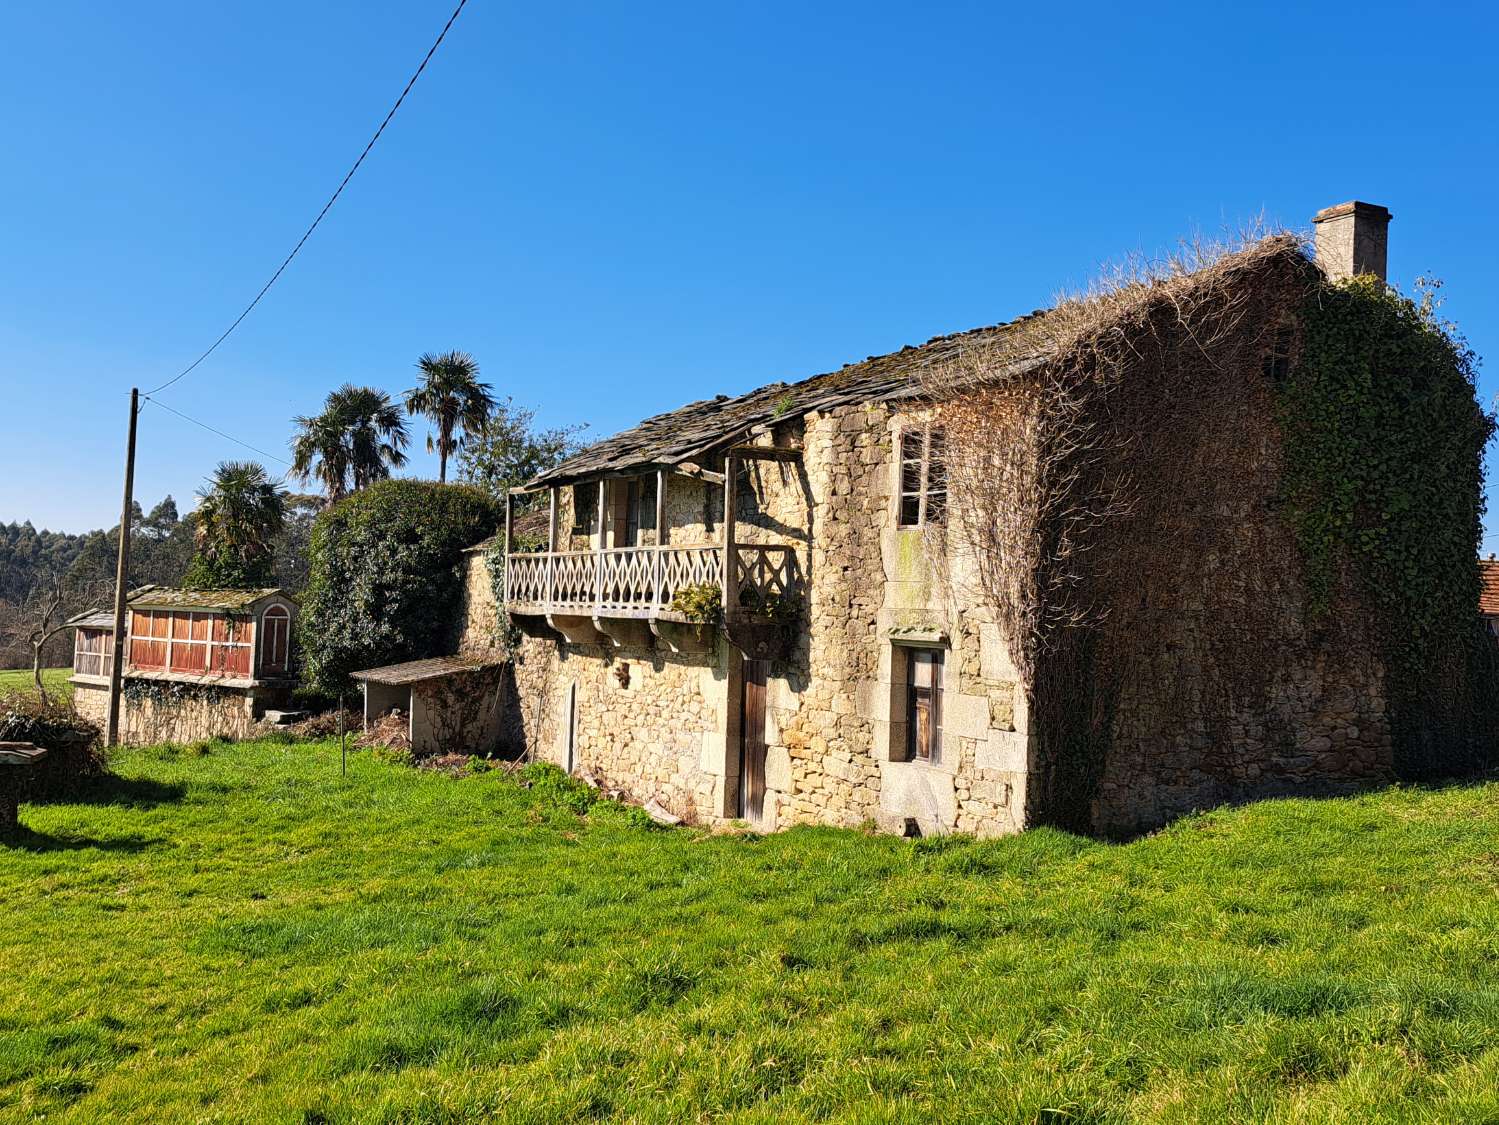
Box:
350, 655, 503, 685
127, 586, 292, 612
528, 313, 1052, 488
65, 608, 116, 630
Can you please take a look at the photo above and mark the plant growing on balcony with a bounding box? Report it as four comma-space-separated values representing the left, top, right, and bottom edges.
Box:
669, 583, 724, 626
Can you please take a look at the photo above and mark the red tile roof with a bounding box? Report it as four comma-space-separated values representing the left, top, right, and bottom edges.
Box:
1480, 559, 1499, 616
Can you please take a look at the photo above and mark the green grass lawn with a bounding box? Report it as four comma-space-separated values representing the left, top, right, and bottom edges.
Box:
0, 667, 72, 701
3, 741, 1498, 1123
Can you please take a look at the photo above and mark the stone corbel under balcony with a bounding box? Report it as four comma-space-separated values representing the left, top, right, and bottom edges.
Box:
593, 616, 655, 649
545, 613, 609, 646
650, 618, 716, 654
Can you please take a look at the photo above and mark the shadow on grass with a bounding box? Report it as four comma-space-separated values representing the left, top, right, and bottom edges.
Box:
0, 825, 160, 853
32, 773, 187, 810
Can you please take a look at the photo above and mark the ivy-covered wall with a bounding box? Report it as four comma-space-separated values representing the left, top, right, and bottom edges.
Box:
1036, 248, 1498, 835
1279, 276, 1498, 776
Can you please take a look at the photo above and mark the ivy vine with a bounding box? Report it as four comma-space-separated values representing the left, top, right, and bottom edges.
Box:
1278, 274, 1495, 764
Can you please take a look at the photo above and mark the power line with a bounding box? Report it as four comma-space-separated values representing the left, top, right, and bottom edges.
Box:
144, 0, 470, 397
141, 396, 293, 468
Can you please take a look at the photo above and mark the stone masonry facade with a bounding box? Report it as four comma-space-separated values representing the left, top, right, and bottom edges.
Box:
472, 401, 1032, 835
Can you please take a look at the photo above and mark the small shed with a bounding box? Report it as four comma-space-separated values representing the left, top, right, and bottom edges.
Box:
350, 655, 510, 757
65, 608, 118, 684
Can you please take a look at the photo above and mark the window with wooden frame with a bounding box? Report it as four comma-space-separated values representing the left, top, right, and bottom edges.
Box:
898, 427, 946, 527
905, 647, 945, 763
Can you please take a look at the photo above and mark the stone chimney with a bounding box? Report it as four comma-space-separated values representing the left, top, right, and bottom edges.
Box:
1312, 201, 1392, 282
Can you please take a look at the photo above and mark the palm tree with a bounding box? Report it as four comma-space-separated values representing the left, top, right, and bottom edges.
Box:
291, 384, 410, 503
404, 351, 497, 483
187, 461, 287, 588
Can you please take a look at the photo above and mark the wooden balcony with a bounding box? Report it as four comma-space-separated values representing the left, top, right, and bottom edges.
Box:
505, 543, 797, 622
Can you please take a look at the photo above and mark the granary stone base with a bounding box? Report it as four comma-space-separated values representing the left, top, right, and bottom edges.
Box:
73, 679, 288, 746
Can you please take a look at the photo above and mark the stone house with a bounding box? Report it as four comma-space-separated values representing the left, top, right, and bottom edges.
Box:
71, 586, 298, 744
463, 200, 1487, 837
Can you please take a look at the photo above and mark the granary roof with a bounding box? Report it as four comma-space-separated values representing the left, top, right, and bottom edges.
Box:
1480, 559, 1499, 616
349, 655, 503, 685
527, 313, 1053, 489
126, 586, 292, 612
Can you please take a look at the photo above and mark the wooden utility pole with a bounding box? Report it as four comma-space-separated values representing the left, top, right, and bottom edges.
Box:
105, 388, 139, 748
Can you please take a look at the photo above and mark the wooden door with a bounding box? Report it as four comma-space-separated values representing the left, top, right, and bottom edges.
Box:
739, 659, 769, 822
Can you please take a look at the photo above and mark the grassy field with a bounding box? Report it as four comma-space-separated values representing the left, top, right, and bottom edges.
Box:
3, 741, 1498, 1123
0, 666, 72, 700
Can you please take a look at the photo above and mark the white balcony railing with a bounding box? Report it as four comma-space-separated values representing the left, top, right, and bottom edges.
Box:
505, 544, 797, 619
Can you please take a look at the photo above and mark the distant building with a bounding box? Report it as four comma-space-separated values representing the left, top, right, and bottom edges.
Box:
1481, 558, 1499, 636
70, 586, 298, 744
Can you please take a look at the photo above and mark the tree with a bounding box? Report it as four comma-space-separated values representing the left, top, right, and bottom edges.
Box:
141, 496, 180, 541
299, 480, 500, 693
183, 462, 288, 590
291, 384, 410, 504
455, 398, 586, 505
271, 494, 323, 593
404, 351, 497, 484
2, 568, 110, 703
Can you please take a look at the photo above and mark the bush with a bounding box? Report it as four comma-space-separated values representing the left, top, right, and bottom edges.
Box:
299, 480, 501, 694
520, 761, 597, 814
0, 690, 105, 800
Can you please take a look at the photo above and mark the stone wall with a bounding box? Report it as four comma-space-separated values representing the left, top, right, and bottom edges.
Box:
1018, 273, 1396, 836
781, 404, 1030, 837
73, 678, 277, 746
507, 633, 730, 823
493, 406, 1032, 837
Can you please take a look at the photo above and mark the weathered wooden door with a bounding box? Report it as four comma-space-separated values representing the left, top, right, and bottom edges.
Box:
739, 659, 769, 822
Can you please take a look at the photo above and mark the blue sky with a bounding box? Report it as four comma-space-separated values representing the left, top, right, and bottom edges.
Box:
3, 1, 1497, 546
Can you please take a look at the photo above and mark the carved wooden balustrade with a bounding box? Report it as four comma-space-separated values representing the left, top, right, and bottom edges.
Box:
505, 544, 798, 621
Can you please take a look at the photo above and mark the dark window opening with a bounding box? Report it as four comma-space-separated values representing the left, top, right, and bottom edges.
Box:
1262, 324, 1295, 382
704, 483, 723, 534
905, 647, 945, 763
898, 427, 947, 528
571, 484, 598, 535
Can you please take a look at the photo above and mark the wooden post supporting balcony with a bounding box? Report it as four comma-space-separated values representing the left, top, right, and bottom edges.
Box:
722, 452, 739, 619
546, 487, 558, 606
653, 468, 667, 608
594, 479, 606, 611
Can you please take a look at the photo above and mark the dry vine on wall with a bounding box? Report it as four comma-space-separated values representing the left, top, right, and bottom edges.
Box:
925, 233, 1328, 828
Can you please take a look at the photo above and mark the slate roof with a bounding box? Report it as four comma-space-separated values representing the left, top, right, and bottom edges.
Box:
127, 586, 291, 612
1480, 559, 1499, 616
350, 655, 503, 685
64, 609, 116, 630
527, 312, 1052, 488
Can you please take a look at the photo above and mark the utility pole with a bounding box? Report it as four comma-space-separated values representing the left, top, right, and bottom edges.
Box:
105, 389, 139, 748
